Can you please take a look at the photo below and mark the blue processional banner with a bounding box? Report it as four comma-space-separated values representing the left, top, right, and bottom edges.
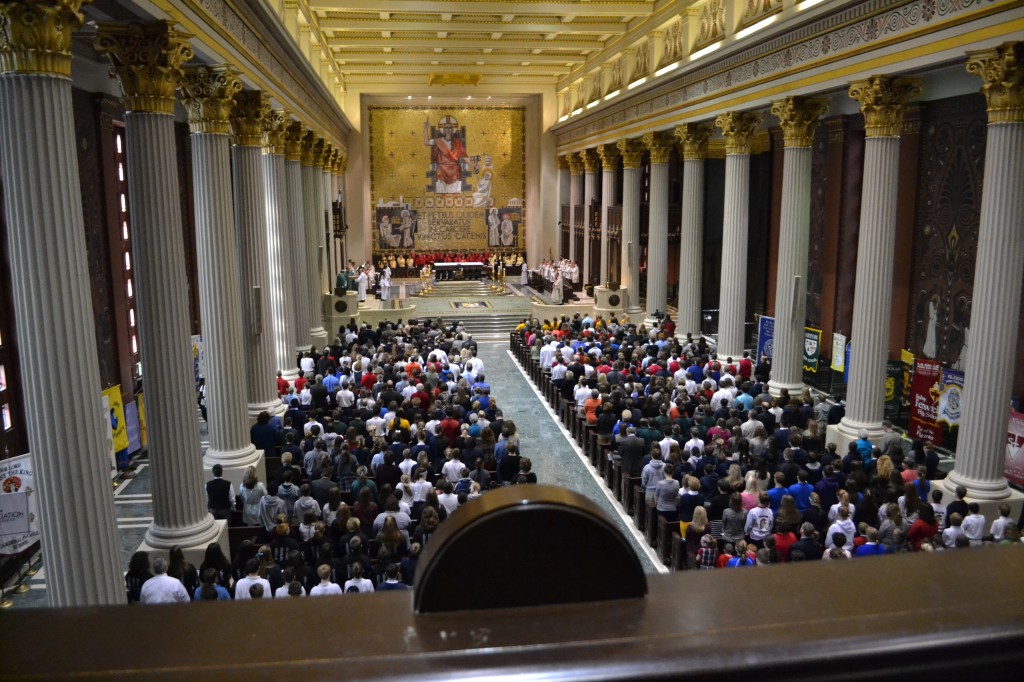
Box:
756, 315, 774, 361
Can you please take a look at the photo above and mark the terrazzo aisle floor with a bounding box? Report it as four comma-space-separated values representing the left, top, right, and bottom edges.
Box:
475, 341, 663, 575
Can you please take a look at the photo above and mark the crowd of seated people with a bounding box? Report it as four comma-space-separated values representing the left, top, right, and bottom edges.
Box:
128, 317, 538, 602
514, 312, 1023, 568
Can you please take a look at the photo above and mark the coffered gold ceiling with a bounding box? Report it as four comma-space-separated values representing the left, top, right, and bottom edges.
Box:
294, 0, 660, 86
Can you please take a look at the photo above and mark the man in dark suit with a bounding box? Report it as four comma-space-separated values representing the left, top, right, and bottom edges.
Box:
789, 522, 824, 561
206, 464, 234, 520
616, 426, 647, 479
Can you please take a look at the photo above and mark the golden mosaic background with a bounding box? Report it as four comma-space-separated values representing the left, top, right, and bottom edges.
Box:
369, 106, 525, 254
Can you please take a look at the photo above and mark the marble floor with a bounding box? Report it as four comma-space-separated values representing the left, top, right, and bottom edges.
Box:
3, 333, 661, 608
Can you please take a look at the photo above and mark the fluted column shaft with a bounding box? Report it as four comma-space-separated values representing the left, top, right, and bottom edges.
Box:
557, 160, 570, 259
947, 43, 1024, 499
0, 66, 123, 606
621, 166, 642, 312
302, 160, 327, 345
568, 164, 581, 263
125, 112, 219, 548
286, 157, 312, 351
769, 145, 814, 394
582, 167, 596, 284
645, 160, 669, 320
678, 157, 705, 338
263, 149, 297, 379
718, 152, 751, 358
233, 142, 285, 416
190, 132, 259, 467
599, 165, 615, 285
321, 164, 333, 300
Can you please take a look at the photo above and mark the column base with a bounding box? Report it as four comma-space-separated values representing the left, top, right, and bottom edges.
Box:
280, 368, 299, 381
937, 477, 1024, 527
827, 418, 885, 452
140, 517, 227, 568
310, 325, 329, 349
768, 379, 805, 398
203, 444, 264, 489
248, 399, 286, 419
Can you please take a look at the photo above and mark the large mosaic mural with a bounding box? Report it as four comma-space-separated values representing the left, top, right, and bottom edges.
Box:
368, 106, 525, 255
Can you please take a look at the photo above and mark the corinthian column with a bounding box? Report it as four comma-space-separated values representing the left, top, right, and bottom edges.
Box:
581, 148, 598, 286
302, 130, 328, 344
674, 123, 712, 340
178, 66, 261, 484
617, 138, 644, 314
0, 0, 123, 607
714, 112, 762, 360
567, 152, 582, 265
642, 131, 673, 323
836, 76, 921, 443
946, 43, 1024, 501
263, 109, 298, 381
596, 143, 620, 286
95, 21, 223, 554
285, 121, 311, 352
230, 90, 285, 418
768, 97, 829, 397
321, 143, 335, 303
557, 155, 570, 260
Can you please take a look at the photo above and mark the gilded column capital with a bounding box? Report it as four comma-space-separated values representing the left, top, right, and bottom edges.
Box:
556, 155, 570, 170
178, 65, 241, 136
321, 143, 334, 172
284, 121, 304, 162
299, 128, 318, 166
848, 75, 922, 137
967, 41, 1024, 124
94, 21, 193, 115
642, 130, 673, 165
715, 112, 763, 155
674, 123, 713, 160
0, 0, 86, 77
566, 152, 583, 176
312, 137, 326, 167
596, 143, 620, 170
229, 89, 270, 147
263, 108, 289, 154
770, 97, 829, 147
580, 148, 599, 174
616, 138, 645, 169
337, 152, 348, 174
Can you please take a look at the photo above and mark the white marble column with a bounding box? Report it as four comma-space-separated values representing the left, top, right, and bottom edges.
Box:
581, 149, 597, 286
262, 109, 298, 380
617, 138, 644, 314
643, 131, 673, 323
837, 76, 921, 441
231, 90, 286, 418
285, 122, 312, 353
947, 43, 1024, 500
178, 66, 261, 479
0, 1, 123, 606
567, 152, 582, 264
321, 143, 334, 307
674, 123, 712, 341
597, 144, 620, 286
96, 22, 222, 553
714, 112, 763, 360
557, 155, 570, 259
302, 131, 328, 346
768, 98, 829, 396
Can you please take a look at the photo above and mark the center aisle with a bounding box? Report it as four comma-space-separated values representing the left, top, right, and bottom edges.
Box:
475, 341, 665, 574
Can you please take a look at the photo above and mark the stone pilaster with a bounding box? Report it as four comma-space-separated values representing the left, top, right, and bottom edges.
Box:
596, 144, 620, 286
230, 89, 285, 418
714, 111, 763, 359
285, 121, 311, 352
642, 131, 673, 322
179, 65, 262, 480
617, 138, 645, 313
674, 123, 712, 340
947, 42, 1024, 499
567, 152, 582, 264
0, 0, 124, 607
580, 148, 598, 286
768, 97, 829, 396
95, 21, 223, 553
837, 76, 921, 441
263, 108, 297, 380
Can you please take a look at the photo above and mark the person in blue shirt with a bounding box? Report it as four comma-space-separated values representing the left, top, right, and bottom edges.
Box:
855, 430, 874, 462
193, 568, 231, 600
787, 471, 814, 512
766, 472, 788, 513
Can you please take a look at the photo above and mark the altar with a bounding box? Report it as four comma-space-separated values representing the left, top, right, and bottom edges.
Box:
434, 261, 487, 281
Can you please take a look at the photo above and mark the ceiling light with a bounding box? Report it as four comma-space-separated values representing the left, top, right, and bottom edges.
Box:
627, 77, 646, 90
797, 0, 827, 9
689, 42, 722, 61
586, 100, 598, 109
735, 15, 778, 40
487, 96, 492, 100
558, 114, 569, 122
467, 96, 472, 100
571, 107, 583, 116
427, 95, 432, 100
407, 95, 412, 99
654, 61, 680, 77
604, 89, 620, 100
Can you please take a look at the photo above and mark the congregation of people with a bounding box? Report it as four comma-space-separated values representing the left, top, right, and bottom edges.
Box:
517, 312, 1023, 568
128, 317, 537, 603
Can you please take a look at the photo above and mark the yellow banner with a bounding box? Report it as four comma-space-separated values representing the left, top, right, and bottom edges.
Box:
102, 385, 129, 453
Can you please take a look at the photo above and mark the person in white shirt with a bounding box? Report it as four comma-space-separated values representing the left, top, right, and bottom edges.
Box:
574, 381, 591, 416
684, 429, 705, 456
140, 558, 190, 604
550, 359, 568, 383
310, 564, 343, 597
234, 558, 271, 600
961, 503, 986, 546
943, 513, 965, 548
299, 353, 315, 377
744, 493, 775, 544
441, 449, 463, 484
437, 481, 460, 515
336, 383, 355, 410
538, 339, 558, 369
343, 563, 375, 593
990, 503, 1014, 541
